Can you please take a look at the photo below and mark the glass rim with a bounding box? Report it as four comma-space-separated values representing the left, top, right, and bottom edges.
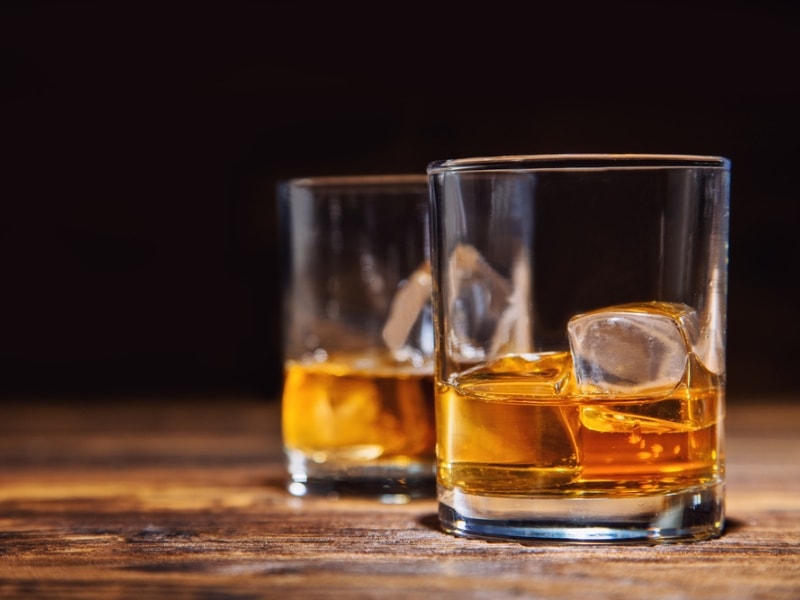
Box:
427, 154, 731, 174
284, 174, 428, 188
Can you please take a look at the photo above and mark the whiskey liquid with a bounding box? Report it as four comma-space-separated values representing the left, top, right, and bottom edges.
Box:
437, 351, 723, 497
282, 355, 436, 466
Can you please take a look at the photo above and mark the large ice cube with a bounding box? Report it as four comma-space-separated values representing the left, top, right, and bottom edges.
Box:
567, 302, 700, 394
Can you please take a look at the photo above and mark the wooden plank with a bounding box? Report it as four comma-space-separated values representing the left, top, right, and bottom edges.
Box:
0, 397, 797, 599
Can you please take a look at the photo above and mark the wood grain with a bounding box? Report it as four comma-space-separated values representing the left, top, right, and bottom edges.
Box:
0, 397, 798, 599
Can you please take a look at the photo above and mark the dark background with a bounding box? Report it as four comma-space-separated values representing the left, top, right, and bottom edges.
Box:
2, 1, 797, 402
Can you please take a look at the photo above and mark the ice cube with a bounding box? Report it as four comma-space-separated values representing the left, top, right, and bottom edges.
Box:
381, 261, 433, 353
567, 302, 699, 394
446, 244, 514, 362
489, 249, 532, 355
693, 266, 725, 375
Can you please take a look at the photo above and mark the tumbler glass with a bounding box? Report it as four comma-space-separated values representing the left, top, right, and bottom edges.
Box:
279, 175, 435, 501
427, 154, 730, 542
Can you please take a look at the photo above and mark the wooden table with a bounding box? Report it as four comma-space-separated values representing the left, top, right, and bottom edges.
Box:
1, 396, 798, 599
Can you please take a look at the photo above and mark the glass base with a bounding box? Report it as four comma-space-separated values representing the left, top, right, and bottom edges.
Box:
286, 450, 436, 502
438, 483, 724, 544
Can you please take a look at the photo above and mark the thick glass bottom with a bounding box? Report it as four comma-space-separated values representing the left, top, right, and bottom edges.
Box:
438, 483, 724, 544
286, 450, 436, 502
